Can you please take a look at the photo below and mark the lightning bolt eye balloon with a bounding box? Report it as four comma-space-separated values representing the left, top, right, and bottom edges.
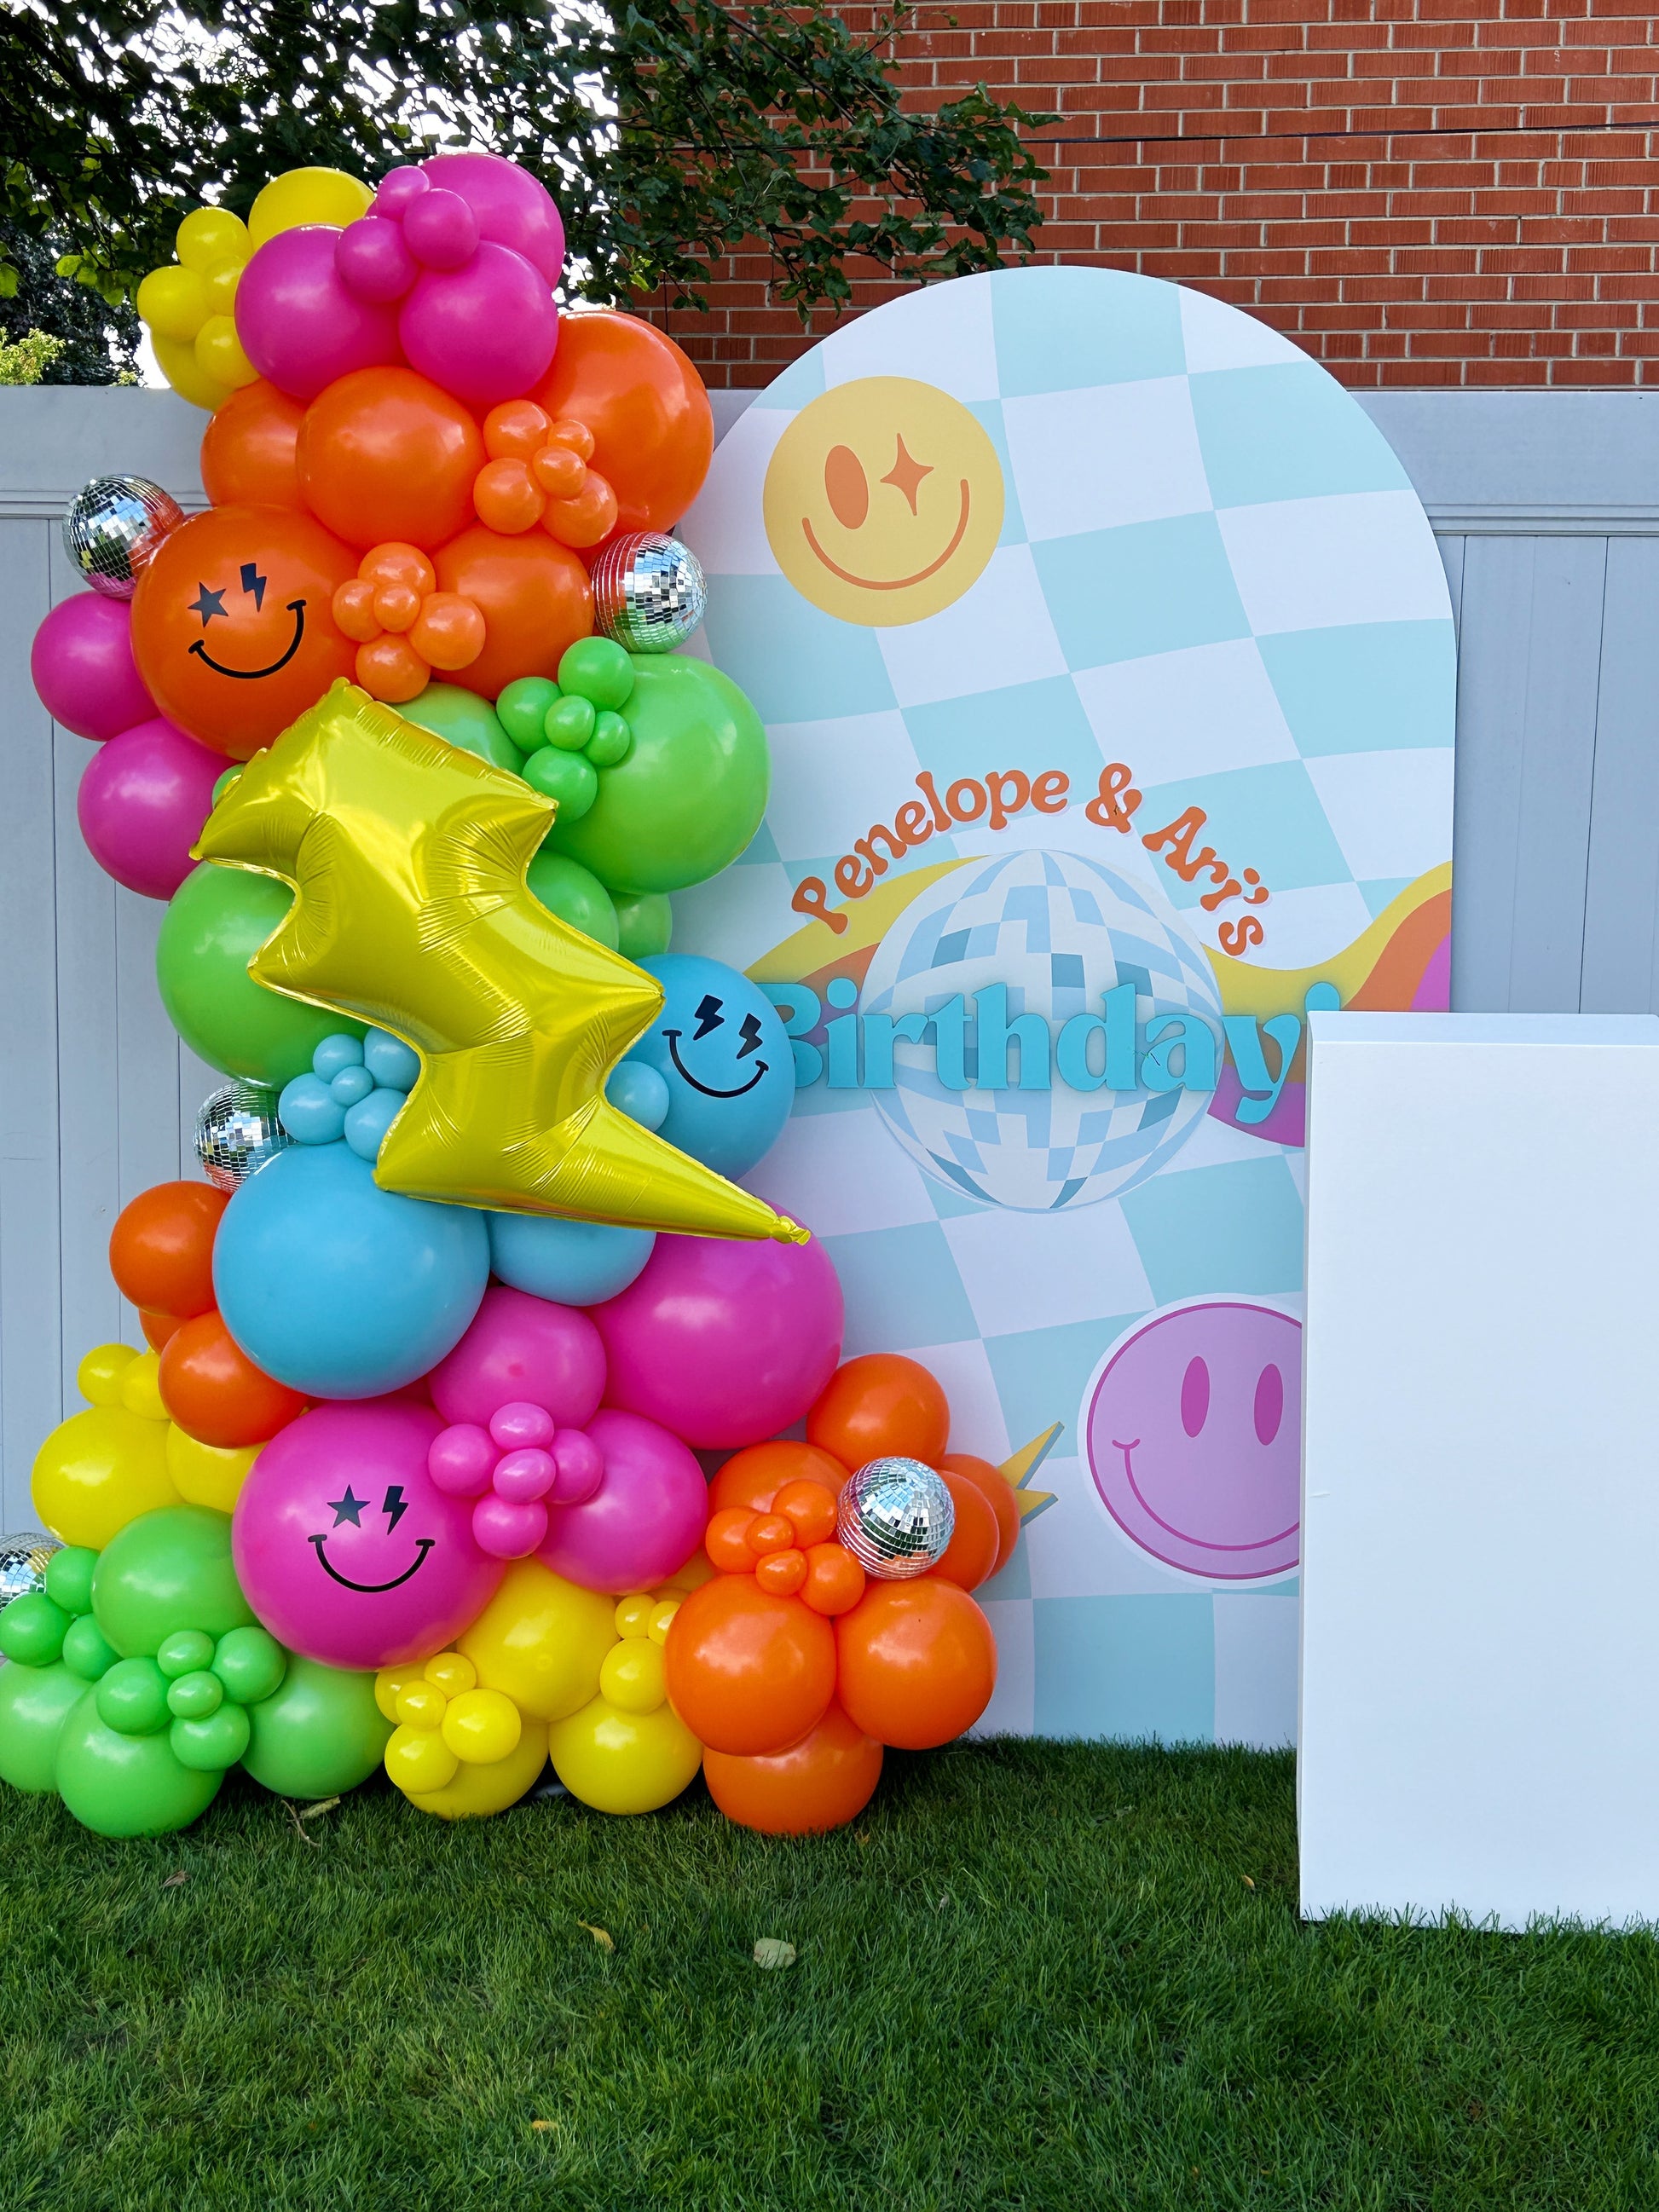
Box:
194, 681, 805, 1245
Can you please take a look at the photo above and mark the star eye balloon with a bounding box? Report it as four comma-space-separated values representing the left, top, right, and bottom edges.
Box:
193, 681, 805, 1245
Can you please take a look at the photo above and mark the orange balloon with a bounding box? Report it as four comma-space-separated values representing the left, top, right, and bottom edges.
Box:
709, 1440, 848, 1517
297, 367, 483, 551
807, 1354, 951, 1473
158, 1310, 305, 1448
942, 1453, 1021, 1573
663, 1574, 835, 1757
703, 1701, 882, 1835
411, 592, 485, 670
772, 1477, 837, 1549
800, 1542, 865, 1618
108, 1182, 228, 1318
432, 525, 592, 700
130, 505, 357, 759
199, 380, 303, 508
532, 312, 714, 534
931, 1470, 1000, 1591
140, 1308, 183, 1352
835, 1580, 996, 1750
754, 1547, 806, 1597
705, 1507, 757, 1574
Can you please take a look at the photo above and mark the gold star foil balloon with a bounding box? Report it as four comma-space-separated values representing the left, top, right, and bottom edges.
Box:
193, 682, 805, 1245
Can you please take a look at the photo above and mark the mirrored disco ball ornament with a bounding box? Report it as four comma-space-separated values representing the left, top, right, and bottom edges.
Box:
590, 531, 706, 652
62, 474, 186, 599
836, 1458, 955, 1580
195, 1081, 293, 1192
0, 1533, 60, 1613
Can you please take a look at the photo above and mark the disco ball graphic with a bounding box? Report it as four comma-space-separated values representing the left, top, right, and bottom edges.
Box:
62, 474, 185, 598
836, 1458, 955, 1580
590, 530, 706, 652
195, 1081, 292, 1192
860, 848, 1222, 1211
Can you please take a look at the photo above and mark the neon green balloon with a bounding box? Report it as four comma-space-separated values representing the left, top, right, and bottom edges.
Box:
240, 1655, 391, 1798
91, 1505, 255, 1659
402, 683, 523, 774
543, 656, 768, 897
526, 852, 619, 950
614, 892, 672, 960
55, 1691, 222, 1836
157, 863, 365, 1086
0, 1660, 85, 1792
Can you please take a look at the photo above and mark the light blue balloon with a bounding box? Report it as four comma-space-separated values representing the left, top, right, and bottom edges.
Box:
213, 1141, 488, 1398
343, 1087, 406, 1163
622, 954, 795, 1177
364, 1028, 421, 1089
605, 1060, 670, 1132
277, 1072, 345, 1146
487, 1212, 655, 1307
312, 1033, 364, 1081
329, 1064, 374, 1106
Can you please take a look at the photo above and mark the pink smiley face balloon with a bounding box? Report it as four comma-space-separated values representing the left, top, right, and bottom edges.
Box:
1084, 1301, 1301, 1581
232, 1400, 505, 1668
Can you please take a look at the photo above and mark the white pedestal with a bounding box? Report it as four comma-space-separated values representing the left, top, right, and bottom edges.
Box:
1299, 1012, 1659, 1929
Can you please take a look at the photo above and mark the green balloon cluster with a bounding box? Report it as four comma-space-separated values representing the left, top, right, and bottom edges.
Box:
0, 1507, 390, 1837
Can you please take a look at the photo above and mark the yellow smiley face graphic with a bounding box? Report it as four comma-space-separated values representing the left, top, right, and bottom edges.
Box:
763, 377, 1004, 627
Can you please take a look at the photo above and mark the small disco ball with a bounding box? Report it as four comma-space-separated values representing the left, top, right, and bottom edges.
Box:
0, 1533, 60, 1613
836, 1458, 956, 1580
590, 530, 707, 652
62, 473, 185, 599
195, 1081, 292, 1193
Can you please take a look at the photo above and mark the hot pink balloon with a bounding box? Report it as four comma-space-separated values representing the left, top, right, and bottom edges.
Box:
592, 1233, 844, 1450
31, 593, 154, 741
77, 715, 222, 899
397, 243, 558, 407
235, 227, 402, 401
232, 1400, 503, 1670
427, 1284, 605, 1430
421, 152, 565, 286
537, 1409, 708, 1593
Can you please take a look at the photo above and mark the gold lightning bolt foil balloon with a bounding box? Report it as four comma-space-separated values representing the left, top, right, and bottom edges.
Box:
193, 682, 806, 1245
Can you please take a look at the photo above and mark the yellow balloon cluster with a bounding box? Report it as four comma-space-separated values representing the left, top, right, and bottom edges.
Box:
376, 1649, 548, 1819
32, 1343, 261, 1548
195, 683, 806, 1244
548, 1591, 703, 1815
136, 167, 372, 410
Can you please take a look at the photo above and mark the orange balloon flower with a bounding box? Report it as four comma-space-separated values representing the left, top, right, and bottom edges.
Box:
331, 541, 486, 703
473, 401, 620, 550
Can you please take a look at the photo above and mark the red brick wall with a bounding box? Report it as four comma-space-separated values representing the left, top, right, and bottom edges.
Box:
650, 0, 1659, 388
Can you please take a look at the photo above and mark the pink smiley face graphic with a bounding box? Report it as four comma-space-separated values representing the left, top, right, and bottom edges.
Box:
232, 1400, 505, 1669
1084, 1301, 1301, 1581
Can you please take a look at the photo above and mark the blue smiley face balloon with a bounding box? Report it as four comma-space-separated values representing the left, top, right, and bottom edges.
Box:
623, 954, 795, 1177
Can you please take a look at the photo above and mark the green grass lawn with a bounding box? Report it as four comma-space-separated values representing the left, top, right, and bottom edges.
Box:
4, 1741, 1657, 2211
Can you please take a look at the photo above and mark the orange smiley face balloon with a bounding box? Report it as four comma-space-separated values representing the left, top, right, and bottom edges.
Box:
130, 504, 358, 758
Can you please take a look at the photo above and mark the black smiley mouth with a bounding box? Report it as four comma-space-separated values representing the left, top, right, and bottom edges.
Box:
189, 598, 308, 679
307, 1533, 435, 1593
663, 1028, 767, 1099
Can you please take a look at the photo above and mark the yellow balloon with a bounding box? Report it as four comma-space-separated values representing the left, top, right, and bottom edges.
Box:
77, 1343, 139, 1410
136, 263, 208, 343
194, 683, 805, 1244
118, 1350, 169, 1423
165, 1427, 258, 1515
150, 330, 231, 412
176, 205, 251, 271
248, 166, 373, 248
201, 257, 244, 315
32, 1406, 180, 1549
613, 1593, 654, 1639
549, 1695, 702, 1815
386, 1723, 460, 1795
441, 1687, 522, 1765
458, 1559, 616, 1723
598, 1638, 668, 1716
373, 1664, 423, 1722
194, 314, 257, 391
424, 1651, 477, 1698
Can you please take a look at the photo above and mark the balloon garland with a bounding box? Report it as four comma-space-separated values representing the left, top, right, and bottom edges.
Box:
8, 153, 1027, 1839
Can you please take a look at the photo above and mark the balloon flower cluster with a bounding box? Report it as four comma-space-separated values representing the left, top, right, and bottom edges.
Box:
9, 152, 1025, 1841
